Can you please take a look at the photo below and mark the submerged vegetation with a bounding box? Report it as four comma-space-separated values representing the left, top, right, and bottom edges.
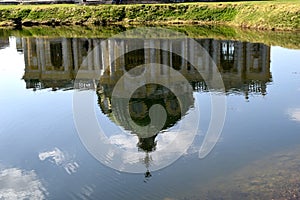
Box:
0, 0, 299, 30
193, 146, 300, 199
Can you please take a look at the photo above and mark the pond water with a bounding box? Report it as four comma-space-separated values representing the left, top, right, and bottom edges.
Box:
0, 27, 300, 200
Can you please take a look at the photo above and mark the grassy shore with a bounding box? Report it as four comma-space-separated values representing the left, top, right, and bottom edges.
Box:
1, 25, 300, 49
0, 0, 299, 30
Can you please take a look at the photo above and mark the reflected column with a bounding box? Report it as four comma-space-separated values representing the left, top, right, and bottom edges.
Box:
88, 39, 93, 71
108, 39, 115, 74
161, 40, 169, 75
72, 38, 79, 71
93, 39, 102, 72
37, 38, 45, 72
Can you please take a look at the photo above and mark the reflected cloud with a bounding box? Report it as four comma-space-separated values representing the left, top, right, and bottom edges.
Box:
0, 167, 47, 200
39, 148, 79, 175
107, 131, 195, 155
105, 120, 201, 166
287, 108, 300, 122
39, 147, 65, 165
108, 134, 139, 150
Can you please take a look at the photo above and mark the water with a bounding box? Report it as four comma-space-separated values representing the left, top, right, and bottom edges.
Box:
0, 28, 300, 200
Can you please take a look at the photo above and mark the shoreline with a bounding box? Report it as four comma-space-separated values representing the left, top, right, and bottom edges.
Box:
1, 25, 300, 49
0, 1, 299, 31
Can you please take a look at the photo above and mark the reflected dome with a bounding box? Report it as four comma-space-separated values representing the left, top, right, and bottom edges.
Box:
128, 84, 185, 130
97, 80, 194, 152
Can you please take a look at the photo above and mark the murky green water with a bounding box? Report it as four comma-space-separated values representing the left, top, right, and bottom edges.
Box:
0, 27, 300, 200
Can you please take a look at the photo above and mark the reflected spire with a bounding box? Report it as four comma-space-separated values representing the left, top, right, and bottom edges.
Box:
143, 152, 152, 182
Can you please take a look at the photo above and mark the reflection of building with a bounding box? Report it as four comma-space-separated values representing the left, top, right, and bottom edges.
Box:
20, 37, 271, 177
101, 83, 194, 151
22, 37, 271, 97
22, 38, 99, 90
15, 38, 23, 53
203, 40, 271, 98
21, 36, 271, 143
0, 38, 9, 50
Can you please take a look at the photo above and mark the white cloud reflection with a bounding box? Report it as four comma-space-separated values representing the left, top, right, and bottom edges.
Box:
287, 108, 300, 122
106, 127, 201, 167
108, 134, 138, 150
0, 167, 47, 200
39, 148, 79, 175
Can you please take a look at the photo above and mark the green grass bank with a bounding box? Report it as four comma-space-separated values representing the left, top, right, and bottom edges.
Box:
0, 1, 299, 30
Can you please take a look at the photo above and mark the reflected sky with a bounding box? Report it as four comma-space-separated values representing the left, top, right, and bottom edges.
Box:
39, 147, 79, 175
0, 167, 47, 200
287, 108, 300, 122
0, 36, 299, 200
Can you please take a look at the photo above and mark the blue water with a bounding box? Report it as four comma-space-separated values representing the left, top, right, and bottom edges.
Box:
0, 35, 299, 200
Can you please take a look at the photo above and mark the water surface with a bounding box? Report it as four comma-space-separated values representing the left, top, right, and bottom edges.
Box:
0, 29, 300, 200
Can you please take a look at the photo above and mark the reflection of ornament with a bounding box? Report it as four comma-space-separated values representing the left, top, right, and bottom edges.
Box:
129, 101, 148, 120
165, 98, 181, 117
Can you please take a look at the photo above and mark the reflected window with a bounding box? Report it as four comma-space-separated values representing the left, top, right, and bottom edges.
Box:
125, 49, 145, 69
124, 49, 145, 76
187, 64, 191, 71
81, 40, 89, 57
172, 41, 182, 70
78, 39, 90, 71
172, 53, 182, 70
250, 44, 262, 72
50, 42, 63, 70
252, 44, 260, 58
221, 41, 235, 71
30, 39, 37, 57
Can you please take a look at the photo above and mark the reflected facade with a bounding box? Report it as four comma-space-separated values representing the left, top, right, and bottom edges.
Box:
21, 37, 271, 98
0, 38, 9, 50
20, 37, 272, 173
21, 36, 272, 154
1, 32, 300, 200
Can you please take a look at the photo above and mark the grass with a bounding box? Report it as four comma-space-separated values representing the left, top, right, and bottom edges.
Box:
0, 0, 299, 30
